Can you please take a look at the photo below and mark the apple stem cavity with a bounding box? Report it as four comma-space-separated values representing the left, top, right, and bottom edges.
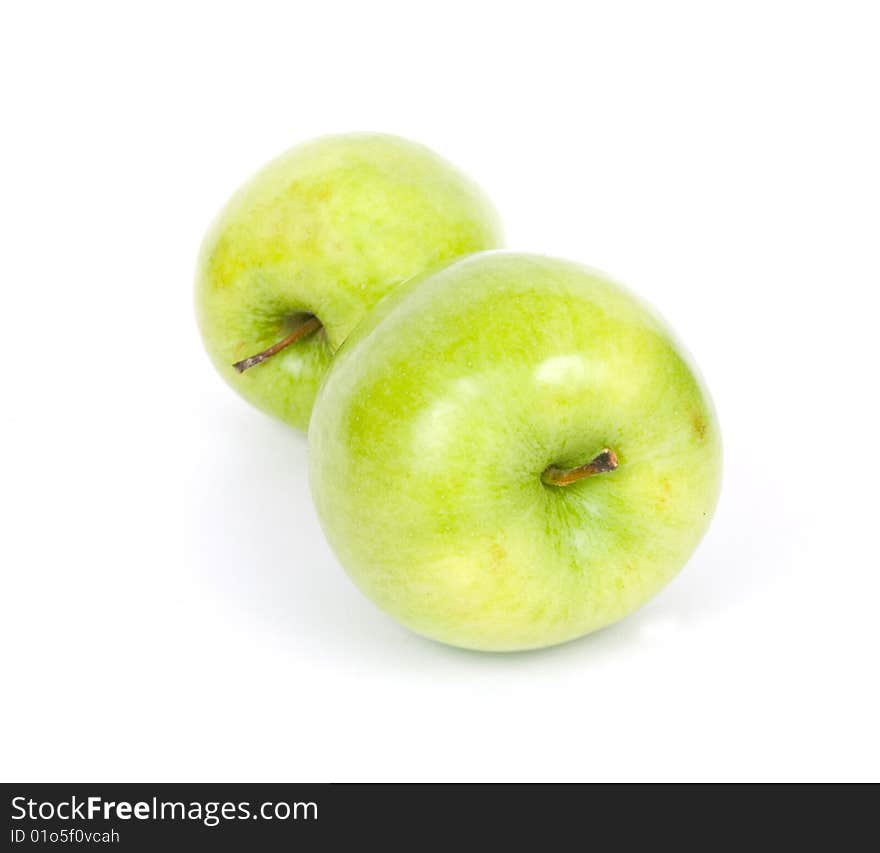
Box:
541, 448, 619, 487
233, 315, 322, 373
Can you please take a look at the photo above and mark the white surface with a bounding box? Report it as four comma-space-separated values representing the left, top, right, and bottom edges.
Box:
2, 1, 878, 782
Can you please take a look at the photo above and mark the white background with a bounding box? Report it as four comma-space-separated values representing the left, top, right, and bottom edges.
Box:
2, 1, 878, 782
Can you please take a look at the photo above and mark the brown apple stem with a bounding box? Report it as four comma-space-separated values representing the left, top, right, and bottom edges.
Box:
541, 448, 619, 487
232, 316, 322, 373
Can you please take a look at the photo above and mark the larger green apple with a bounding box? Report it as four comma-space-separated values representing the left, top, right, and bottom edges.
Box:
309, 252, 722, 651
195, 133, 502, 429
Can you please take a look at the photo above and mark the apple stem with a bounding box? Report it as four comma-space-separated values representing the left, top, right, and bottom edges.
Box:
541, 448, 619, 487
232, 316, 322, 373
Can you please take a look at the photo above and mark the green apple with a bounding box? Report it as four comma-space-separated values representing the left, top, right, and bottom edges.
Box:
309, 252, 722, 651
195, 133, 502, 429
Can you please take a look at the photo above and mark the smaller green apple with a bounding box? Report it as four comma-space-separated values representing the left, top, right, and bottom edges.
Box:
195, 133, 502, 429
309, 252, 722, 652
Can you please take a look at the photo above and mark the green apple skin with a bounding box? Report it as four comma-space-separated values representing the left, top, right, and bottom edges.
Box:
309, 252, 722, 652
195, 133, 502, 429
